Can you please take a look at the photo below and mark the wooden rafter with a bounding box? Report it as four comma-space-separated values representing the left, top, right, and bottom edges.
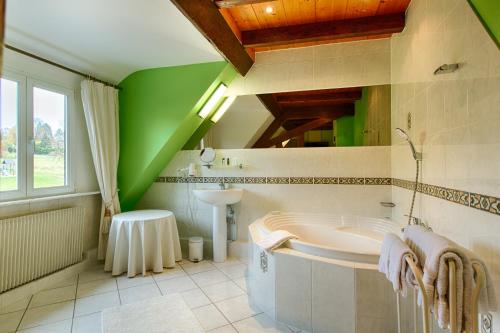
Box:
266, 118, 332, 147
241, 13, 405, 48
256, 93, 282, 118
252, 117, 284, 148
214, 0, 277, 8
171, 0, 254, 75
275, 89, 361, 103
281, 104, 354, 120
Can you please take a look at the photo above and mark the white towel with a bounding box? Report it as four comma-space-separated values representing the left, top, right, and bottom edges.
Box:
404, 225, 473, 332
257, 230, 298, 251
378, 233, 418, 296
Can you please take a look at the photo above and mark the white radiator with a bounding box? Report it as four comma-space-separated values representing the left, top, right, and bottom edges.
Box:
0, 207, 84, 293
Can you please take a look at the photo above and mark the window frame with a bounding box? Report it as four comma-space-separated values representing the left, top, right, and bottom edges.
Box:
0, 71, 74, 201
0, 72, 27, 201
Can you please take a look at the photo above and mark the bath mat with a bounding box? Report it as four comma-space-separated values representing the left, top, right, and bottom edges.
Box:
102, 293, 204, 333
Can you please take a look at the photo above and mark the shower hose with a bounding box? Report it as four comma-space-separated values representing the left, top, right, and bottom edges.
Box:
407, 159, 420, 225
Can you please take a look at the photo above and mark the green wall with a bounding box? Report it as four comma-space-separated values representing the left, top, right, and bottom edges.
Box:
334, 87, 368, 147
468, 0, 500, 47
118, 62, 236, 211
353, 87, 369, 146
335, 116, 354, 147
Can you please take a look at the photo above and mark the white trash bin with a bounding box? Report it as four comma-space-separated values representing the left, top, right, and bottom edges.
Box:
188, 237, 203, 262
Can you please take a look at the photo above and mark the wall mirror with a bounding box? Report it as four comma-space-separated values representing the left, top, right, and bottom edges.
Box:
200, 147, 217, 164
202, 84, 391, 149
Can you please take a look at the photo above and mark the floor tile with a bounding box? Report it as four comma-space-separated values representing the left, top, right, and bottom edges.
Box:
207, 325, 238, 333
191, 270, 229, 287
0, 297, 30, 315
0, 310, 24, 333
152, 266, 187, 282
19, 301, 74, 330
219, 264, 248, 280
156, 276, 197, 294
76, 279, 117, 298
233, 277, 248, 292
118, 284, 162, 305
74, 291, 120, 317
78, 266, 113, 284
71, 312, 102, 333
30, 285, 76, 308
202, 281, 245, 303
182, 262, 216, 275
180, 288, 211, 309
43, 275, 77, 291
17, 319, 72, 333
116, 274, 154, 290
192, 304, 229, 331
213, 258, 242, 269
215, 295, 261, 323
233, 313, 291, 333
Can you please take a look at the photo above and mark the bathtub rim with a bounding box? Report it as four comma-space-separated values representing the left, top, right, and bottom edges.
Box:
250, 211, 401, 266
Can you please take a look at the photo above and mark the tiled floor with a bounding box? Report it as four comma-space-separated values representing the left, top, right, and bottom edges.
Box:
0, 258, 306, 333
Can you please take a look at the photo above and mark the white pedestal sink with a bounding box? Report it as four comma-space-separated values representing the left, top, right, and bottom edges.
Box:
193, 188, 243, 262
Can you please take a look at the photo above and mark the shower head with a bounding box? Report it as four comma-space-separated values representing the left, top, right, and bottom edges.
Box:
395, 127, 410, 141
395, 128, 422, 161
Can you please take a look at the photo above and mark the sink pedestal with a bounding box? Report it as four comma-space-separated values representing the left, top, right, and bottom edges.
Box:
192, 188, 243, 263
212, 204, 227, 263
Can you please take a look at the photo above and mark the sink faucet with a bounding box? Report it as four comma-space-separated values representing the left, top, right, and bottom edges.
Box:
219, 179, 226, 190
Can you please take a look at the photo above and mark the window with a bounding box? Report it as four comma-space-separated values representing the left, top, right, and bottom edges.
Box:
0, 72, 73, 200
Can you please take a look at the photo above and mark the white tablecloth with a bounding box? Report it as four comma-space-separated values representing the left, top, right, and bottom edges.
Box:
104, 210, 182, 277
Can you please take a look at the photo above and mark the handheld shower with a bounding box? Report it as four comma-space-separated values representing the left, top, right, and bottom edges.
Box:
395, 128, 422, 161
395, 128, 422, 226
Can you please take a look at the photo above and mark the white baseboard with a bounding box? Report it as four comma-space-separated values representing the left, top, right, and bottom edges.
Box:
0, 248, 97, 309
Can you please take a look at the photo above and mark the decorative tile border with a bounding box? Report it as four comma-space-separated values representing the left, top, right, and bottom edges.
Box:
154, 176, 499, 216
156, 176, 391, 186
393, 178, 500, 216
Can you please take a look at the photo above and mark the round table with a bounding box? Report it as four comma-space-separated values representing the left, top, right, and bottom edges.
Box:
104, 210, 182, 277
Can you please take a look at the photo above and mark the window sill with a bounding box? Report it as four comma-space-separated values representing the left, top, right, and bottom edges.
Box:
0, 191, 101, 207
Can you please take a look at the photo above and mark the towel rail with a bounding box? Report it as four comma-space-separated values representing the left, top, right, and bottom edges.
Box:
405, 255, 430, 333
403, 256, 485, 333
449, 260, 457, 333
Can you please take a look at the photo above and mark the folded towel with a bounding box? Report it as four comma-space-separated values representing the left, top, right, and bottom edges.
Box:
465, 250, 498, 314
404, 225, 473, 332
379, 233, 419, 297
257, 230, 298, 251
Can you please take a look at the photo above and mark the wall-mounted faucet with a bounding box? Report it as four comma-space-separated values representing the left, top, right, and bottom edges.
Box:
219, 179, 226, 190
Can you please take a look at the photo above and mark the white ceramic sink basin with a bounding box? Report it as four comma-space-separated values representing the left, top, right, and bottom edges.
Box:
193, 188, 243, 205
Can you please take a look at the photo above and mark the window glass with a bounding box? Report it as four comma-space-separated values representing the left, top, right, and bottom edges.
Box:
0, 78, 19, 192
32, 87, 66, 188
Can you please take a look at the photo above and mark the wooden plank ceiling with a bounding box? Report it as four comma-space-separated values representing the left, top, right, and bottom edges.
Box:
253, 87, 362, 148
171, 0, 408, 75
218, 0, 409, 51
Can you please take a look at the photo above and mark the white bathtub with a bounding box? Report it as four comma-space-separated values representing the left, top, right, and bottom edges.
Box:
248, 212, 403, 333
251, 212, 399, 264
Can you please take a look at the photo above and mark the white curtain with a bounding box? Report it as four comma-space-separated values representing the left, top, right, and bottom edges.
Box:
81, 80, 121, 260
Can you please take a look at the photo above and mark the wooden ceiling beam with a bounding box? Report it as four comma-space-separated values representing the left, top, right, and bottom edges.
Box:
281, 104, 354, 120
252, 117, 284, 148
266, 118, 332, 147
257, 93, 283, 118
241, 13, 405, 48
171, 0, 254, 76
275, 90, 362, 103
214, 0, 277, 8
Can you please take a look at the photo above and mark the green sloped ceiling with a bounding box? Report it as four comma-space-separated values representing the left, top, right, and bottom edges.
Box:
468, 0, 500, 47
118, 61, 237, 211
